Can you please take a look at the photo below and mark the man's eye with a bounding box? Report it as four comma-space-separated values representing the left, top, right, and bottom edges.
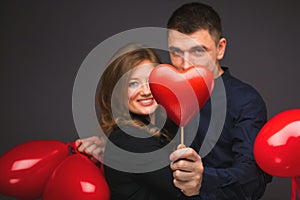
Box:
128, 81, 139, 88
192, 48, 205, 55
171, 49, 183, 56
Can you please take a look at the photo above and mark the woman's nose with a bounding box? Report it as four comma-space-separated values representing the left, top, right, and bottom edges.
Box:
139, 83, 151, 95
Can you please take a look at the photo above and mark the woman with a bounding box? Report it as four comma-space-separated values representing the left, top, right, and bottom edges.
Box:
76, 44, 182, 200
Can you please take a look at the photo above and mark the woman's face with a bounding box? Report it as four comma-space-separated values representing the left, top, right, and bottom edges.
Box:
127, 60, 158, 115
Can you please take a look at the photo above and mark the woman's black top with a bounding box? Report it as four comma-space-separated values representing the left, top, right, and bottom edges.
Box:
103, 114, 183, 200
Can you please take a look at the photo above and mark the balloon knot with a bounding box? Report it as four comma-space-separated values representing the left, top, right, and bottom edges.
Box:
66, 141, 80, 155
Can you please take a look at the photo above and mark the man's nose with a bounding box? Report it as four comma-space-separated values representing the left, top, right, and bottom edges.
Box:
182, 57, 192, 70
178, 54, 192, 70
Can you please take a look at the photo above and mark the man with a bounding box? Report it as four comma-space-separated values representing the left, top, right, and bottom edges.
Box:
168, 2, 272, 199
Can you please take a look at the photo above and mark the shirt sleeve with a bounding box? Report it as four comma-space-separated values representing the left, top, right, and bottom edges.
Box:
198, 93, 270, 200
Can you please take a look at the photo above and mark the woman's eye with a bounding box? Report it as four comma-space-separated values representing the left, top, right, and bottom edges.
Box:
128, 81, 139, 88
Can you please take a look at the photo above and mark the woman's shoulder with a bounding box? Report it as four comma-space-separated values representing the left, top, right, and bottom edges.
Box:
108, 126, 147, 141
107, 126, 168, 153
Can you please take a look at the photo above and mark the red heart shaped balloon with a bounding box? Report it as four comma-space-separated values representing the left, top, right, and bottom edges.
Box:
42, 154, 110, 200
0, 140, 69, 199
149, 64, 214, 126
254, 109, 300, 177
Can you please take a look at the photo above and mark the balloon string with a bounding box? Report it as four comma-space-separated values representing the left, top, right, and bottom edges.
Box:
291, 177, 300, 200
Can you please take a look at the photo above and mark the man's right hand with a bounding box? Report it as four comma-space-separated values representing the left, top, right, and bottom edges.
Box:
170, 144, 204, 196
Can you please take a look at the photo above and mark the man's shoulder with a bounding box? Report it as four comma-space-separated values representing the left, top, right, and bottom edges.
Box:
220, 68, 266, 110
222, 68, 262, 99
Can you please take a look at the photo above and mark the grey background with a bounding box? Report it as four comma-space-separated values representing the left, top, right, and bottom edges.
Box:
1, 0, 299, 199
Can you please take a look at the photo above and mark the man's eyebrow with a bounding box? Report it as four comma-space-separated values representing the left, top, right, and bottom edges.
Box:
190, 45, 207, 51
168, 46, 181, 51
168, 45, 208, 51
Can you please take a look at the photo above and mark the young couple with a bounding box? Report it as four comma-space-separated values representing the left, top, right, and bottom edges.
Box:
76, 2, 272, 200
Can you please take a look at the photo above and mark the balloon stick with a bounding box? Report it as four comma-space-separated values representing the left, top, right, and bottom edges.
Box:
181, 126, 184, 145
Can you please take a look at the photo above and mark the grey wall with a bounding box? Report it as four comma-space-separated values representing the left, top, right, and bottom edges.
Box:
1, 0, 299, 199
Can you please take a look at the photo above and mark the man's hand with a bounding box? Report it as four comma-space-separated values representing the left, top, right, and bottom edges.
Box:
75, 136, 106, 162
170, 144, 203, 196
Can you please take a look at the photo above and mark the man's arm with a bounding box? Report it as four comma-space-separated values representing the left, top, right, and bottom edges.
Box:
170, 94, 271, 199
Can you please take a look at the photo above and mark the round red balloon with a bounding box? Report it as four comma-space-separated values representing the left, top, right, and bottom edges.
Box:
0, 140, 69, 199
43, 154, 110, 200
149, 64, 214, 126
254, 109, 300, 177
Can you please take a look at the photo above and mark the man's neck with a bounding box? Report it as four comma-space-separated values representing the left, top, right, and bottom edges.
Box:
214, 64, 224, 78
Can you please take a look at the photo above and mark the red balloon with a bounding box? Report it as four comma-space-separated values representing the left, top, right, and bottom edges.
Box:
0, 140, 69, 199
149, 64, 214, 126
42, 154, 110, 200
254, 109, 300, 177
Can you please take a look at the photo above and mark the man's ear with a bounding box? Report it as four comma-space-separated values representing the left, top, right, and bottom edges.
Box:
217, 38, 226, 60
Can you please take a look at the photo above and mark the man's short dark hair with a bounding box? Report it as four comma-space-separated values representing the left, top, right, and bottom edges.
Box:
167, 2, 222, 43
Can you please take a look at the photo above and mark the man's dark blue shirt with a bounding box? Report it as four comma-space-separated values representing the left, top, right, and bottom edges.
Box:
186, 67, 272, 199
